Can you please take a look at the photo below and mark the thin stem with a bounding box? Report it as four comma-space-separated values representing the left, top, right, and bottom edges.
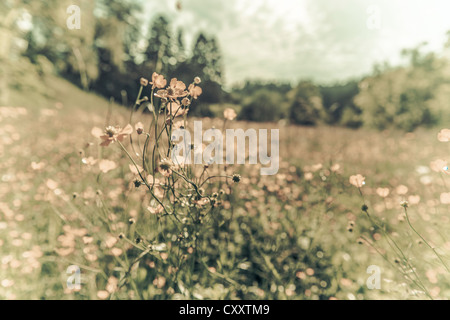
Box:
403, 207, 450, 272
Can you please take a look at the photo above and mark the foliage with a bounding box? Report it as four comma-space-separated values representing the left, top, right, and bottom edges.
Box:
354, 46, 450, 131
238, 89, 287, 122
288, 81, 324, 126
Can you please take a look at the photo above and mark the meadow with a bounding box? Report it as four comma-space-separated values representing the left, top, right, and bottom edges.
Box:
1, 71, 449, 300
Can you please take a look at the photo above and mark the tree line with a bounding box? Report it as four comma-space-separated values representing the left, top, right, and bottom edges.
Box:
6, 0, 450, 130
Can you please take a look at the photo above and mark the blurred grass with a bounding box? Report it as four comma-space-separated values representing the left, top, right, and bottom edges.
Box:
1, 71, 450, 299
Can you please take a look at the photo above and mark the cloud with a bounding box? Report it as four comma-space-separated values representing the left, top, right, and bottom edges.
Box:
143, 0, 450, 86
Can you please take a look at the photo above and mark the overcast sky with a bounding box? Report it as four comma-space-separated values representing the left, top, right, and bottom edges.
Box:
144, 0, 450, 86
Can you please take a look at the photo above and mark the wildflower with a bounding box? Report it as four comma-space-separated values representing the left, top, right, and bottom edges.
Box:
167, 100, 188, 117
400, 200, 409, 208
97, 291, 109, 300
135, 122, 144, 135
188, 83, 202, 99
99, 159, 117, 173
156, 78, 188, 101
173, 120, 185, 130
396, 185, 408, 195
81, 156, 97, 166
147, 205, 164, 214
128, 218, 136, 225
140, 77, 149, 87
232, 174, 241, 183
223, 108, 237, 121
100, 124, 133, 147
194, 76, 201, 84
408, 195, 420, 205
440, 193, 450, 204
158, 158, 175, 176
150, 72, 167, 89
129, 164, 144, 175
304, 172, 313, 181
430, 159, 447, 173
181, 97, 190, 107
330, 163, 340, 172
437, 129, 450, 142
376, 187, 389, 198
349, 174, 365, 188
31, 161, 45, 171
361, 204, 369, 212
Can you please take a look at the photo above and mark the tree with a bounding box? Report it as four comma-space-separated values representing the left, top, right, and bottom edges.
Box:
239, 90, 286, 122
288, 82, 324, 126
354, 45, 449, 131
188, 33, 225, 106
144, 15, 174, 76
92, 0, 143, 100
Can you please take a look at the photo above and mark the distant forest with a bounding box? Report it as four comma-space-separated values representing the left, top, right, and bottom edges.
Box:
5, 1, 450, 131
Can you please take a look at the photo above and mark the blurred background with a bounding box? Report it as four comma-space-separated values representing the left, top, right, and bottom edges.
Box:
2, 0, 450, 300
3, 0, 450, 130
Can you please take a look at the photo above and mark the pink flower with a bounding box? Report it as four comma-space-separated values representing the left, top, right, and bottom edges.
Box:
150, 72, 167, 89
155, 78, 188, 101
188, 84, 202, 99
100, 124, 133, 147
99, 159, 117, 173
438, 129, 450, 142
223, 108, 237, 121
167, 100, 188, 117
376, 187, 389, 198
349, 174, 365, 188
430, 159, 447, 173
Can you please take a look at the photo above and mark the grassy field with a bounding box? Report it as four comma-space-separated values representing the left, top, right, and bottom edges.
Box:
1, 73, 450, 300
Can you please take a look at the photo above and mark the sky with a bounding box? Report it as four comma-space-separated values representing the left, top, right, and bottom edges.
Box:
144, 0, 450, 87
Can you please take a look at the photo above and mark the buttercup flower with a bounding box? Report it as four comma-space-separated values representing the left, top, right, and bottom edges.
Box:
181, 97, 190, 107
396, 185, 408, 195
437, 129, 450, 142
98, 159, 117, 173
430, 159, 447, 173
147, 204, 164, 214
155, 78, 188, 101
150, 72, 167, 89
440, 192, 450, 204
167, 100, 188, 117
223, 108, 237, 121
100, 124, 133, 147
188, 84, 202, 99
376, 187, 390, 198
140, 77, 149, 86
158, 158, 175, 177
349, 174, 365, 188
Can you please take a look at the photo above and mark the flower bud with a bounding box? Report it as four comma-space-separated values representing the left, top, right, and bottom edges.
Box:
140, 78, 149, 86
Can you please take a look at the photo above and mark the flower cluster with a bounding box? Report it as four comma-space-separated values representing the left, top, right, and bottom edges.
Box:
141, 72, 203, 118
